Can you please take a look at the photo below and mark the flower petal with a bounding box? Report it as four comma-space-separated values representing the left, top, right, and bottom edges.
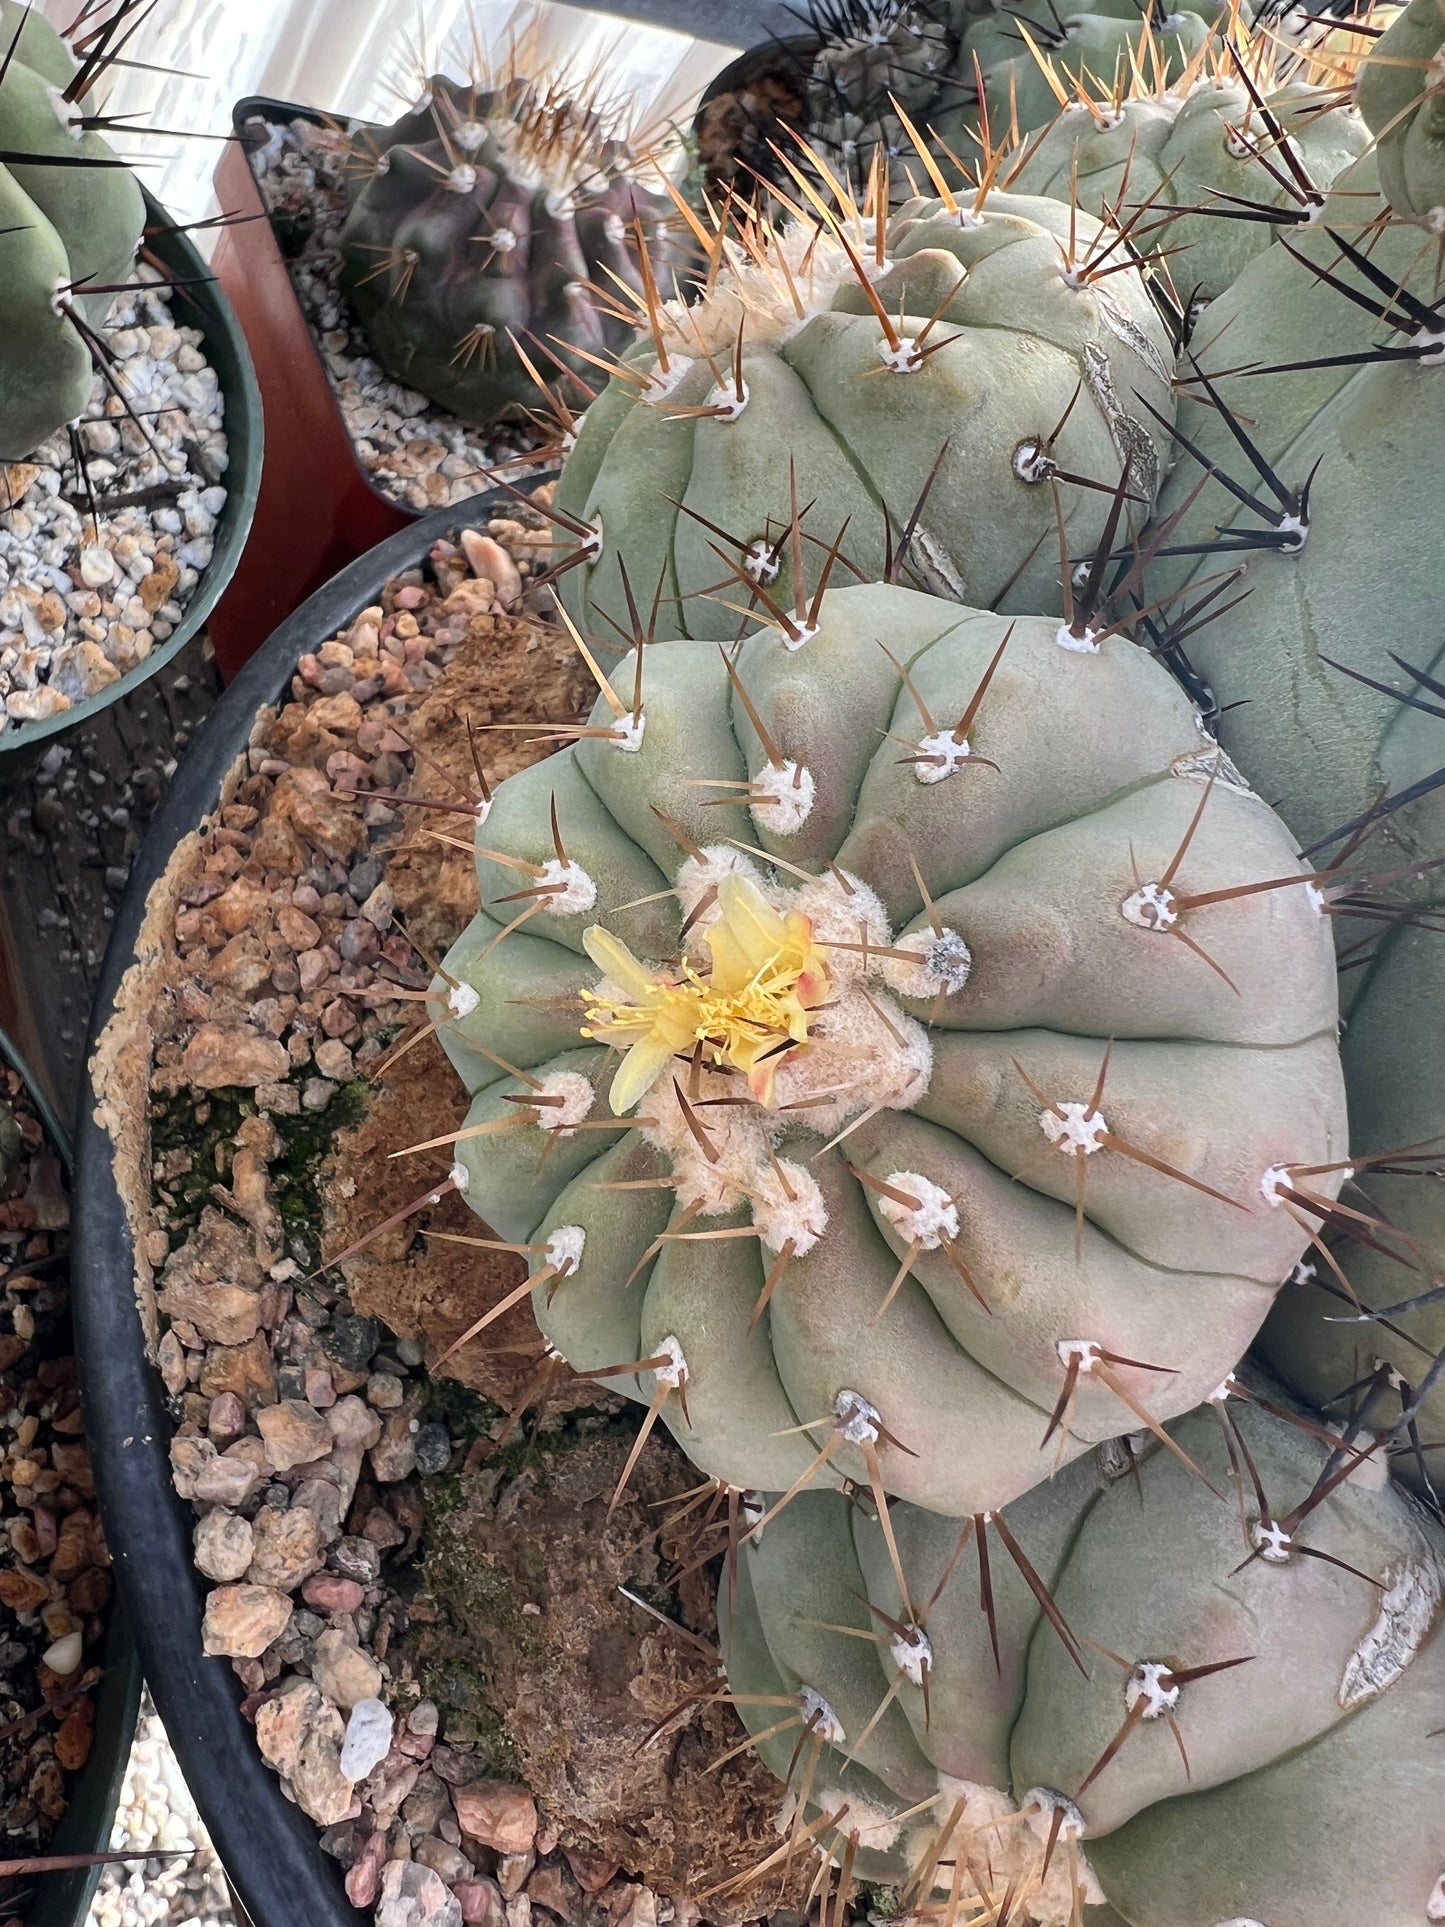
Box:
609, 1033, 677, 1115
583, 924, 660, 1002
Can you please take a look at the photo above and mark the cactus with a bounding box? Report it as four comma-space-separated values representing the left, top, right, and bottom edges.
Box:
1135, 5, 1445, 1491
1003, 65, 1369, 302
1356, 0, 1445, 218
800, 0, 981, 180
953, 0, 1223, 142
553, 169, 1179, 638
423, 577, 1346, 1525
717, 1389, 1445, 1926
336, 71, 683, 423
0, 1, 146, 461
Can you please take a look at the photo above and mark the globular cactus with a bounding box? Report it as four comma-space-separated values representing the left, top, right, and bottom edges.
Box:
554, 170, 1178, 637
718, 1389, 1445, 1926
1003, 64, 1369, 303
0, 1, 146, 461
800, 0, 979, 181
425, 578, 1346, 1525
1137, 2, 1445, 1488
1356, 0, 1445, 218
951, 0, 1223, 142
337, 71, 683, 423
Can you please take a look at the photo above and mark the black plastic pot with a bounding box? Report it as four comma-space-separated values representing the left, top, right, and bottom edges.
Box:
72, 488, 543, 1927
0, 193, 262, 778
0, 1027, 143, 1927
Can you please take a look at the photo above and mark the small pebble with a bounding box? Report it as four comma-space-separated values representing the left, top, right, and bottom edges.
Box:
339, 1697, 394, 1781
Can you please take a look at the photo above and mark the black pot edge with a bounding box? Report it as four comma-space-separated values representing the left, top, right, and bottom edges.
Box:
0, 1027, 143, 1927
72, 487, 548, 1927
0, 193, 263, 775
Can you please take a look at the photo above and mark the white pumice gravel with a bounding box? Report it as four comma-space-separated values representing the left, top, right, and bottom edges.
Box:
247, 115, 544, 511
0, 271, 228, 734
87, 1694, 235, 1927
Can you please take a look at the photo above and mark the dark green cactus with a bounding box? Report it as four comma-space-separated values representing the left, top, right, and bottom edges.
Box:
337, 73, 683, 423
721, 1391, 1445, 1925
0, 1, 146, 460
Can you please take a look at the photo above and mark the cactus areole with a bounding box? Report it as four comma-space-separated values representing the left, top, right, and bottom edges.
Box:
432, 581, 1347, 1521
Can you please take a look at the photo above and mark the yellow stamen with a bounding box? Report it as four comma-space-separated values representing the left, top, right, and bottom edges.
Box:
581, 873, 831, 1113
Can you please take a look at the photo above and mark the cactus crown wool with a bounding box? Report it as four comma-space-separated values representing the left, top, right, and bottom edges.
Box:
337, 57, 685, 422
0, 1, 147, 460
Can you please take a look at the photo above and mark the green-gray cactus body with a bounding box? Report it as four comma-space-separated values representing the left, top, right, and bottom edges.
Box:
434, 580, 1345, 1521
722, 1396, 1445, 1925
804, 0, 967, 172
0, 3, 145, 460
337, 74, 679, 423
952, 0, 1217, 141
1007, 79, 1369, 302
1356, 0, 1445, 220
1141, 134, 1445, 1486
556, 189, 1177, 637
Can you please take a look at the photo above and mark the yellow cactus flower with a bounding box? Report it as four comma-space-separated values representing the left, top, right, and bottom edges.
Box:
581, 872, 831, 1114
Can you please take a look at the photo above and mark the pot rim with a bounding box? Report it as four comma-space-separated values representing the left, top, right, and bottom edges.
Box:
72, 487, 548, 1927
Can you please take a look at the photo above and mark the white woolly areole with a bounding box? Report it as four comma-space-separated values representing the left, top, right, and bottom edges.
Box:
876, 1173, 959, 1251
880, 926, 974, 1001
1057, 1338, 1103, 1374
490, 225, 518, 252
788, 871, 890, 987
1013, 439, 1052, 484
806, 1788, 903, 1853
1121, 881, 1178, 931
607, 710, 646, 752
750, 759, 816, 835
652, 1334, 688, 1388
781, 617, 821, 653
602, 211, 626, 244
447, 981, 480, 1019
544, 1225, 585, 1277
47, 85, 85, 139
672, 845, 763, 922
537, 1070, 595, 1132
913, 729, 974, 784
1055, 623, 1100, 655
449, 1161, 470, 1194
797, 1687, 844, 1746
1253, 1519, 1293, 1562
1428, 1874, 1445, 1922
877, 335, 922, 373
538, 857, 597, 915
581, 517, 603, 562
707, 381, 750, 421
447, 163, 478, 194
1125, 1661, 1180, 1720
769, 984, 932, 1133
889, 1623, 932, 1685
1042, 1102, 1108, 1155
744, 539, 780, 585
1209, 1375, 1241, 1405
740, 1490, 766, 1541
909, 1782, 1103, 1921
1259, 1165, 1293, 1207
751, 1159, 827, 1257
1211, 1919, 1267, 1926
454, 119, 487, 151
833, 1387, 882, 1445
1339, 1555, 1444, 1707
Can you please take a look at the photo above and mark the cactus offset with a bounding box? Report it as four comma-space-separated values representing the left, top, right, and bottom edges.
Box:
0, 1, 146, 460
424, 578, 1345, 1523
554, 159, 1178, 635
337, 70, 682, 423
718, 1391, 1445, 1926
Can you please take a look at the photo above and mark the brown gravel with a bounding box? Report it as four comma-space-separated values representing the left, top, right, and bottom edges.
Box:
0, 1066, 114, 1908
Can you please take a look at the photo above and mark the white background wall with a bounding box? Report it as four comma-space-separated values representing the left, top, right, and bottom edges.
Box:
37, 0, 738, 233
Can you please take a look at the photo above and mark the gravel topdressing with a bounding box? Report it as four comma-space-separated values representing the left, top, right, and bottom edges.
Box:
0, 270, 229, 736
